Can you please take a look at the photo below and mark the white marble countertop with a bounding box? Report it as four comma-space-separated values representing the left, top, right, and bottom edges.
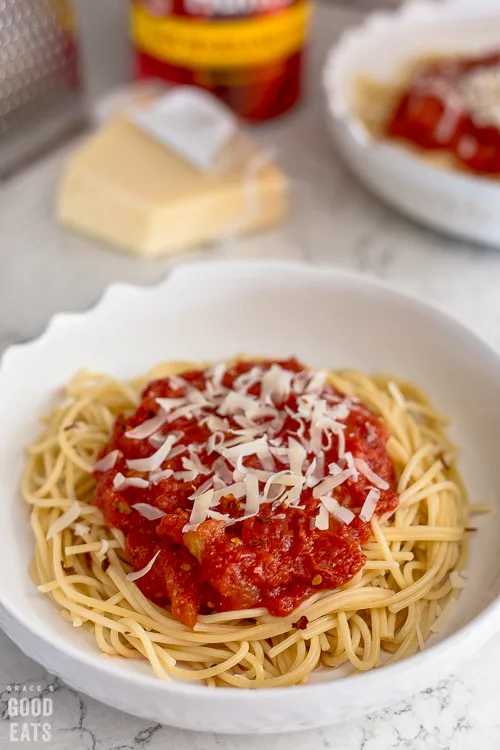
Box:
3, 2, 500, 748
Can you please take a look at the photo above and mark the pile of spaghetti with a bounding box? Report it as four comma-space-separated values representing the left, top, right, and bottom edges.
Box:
24, 358, 472, 688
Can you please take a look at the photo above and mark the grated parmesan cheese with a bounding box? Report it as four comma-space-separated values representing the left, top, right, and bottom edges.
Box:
459, 63, 500, 127
183, 489, 216, 532
126, 434, 178, 472
208, 362, 226, 390
313, 469, 353, 498
233, 366, 263, 393
212, 457, 233, 484
243, 473, 260, 516
315, 502, 330, 530
207, 431, 225, 454
94, 449, 120, 472
148, 468, 174, 485
288, 436, 306, 476
113, 473, 150, 490
354, 458, 389, 491
173, 469, 198, 482
126, 550, 161, 582
111, 363, 393, 536
154, 396, 186, 412
305, 369, 327, 394
449, 569, 468, 590
189, 477, 214, 500
359, 488, 380, 523
125, 412, 169, 440
46, 501, 81, 540
132, 503, 167, 520
343, 451, 358, 480
204, 414, 230, 432
219, 391, 258, 415
182, 450, 210, 475
222, 437, 268, 461
319, 495, 355, 525
261, 364, 293, 404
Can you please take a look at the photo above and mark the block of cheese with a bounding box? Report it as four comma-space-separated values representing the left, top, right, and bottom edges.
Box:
57, 115, 287, 257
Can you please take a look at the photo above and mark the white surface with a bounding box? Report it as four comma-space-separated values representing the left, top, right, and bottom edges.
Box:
323, 0, 500, 248
1, 260, 499, 734
4, 1, 500, 747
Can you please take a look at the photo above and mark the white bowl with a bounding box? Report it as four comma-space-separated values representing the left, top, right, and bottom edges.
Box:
1, 260, 500, 733
323, 0, 500, 249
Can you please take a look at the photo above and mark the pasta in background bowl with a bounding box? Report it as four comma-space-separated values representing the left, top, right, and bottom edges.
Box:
323, 0, 500, 249
0, 260, 498, 732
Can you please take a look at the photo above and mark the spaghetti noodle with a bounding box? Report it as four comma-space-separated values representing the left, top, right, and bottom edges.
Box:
24, 359, 470, 688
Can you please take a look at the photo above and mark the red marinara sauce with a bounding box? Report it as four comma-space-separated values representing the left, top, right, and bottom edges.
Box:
386, 51, 500, 175
93, 359, 399, 627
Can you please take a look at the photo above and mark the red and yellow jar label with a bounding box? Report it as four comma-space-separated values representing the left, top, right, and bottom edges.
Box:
131, 0, 311, 68
131, 0, 312, 119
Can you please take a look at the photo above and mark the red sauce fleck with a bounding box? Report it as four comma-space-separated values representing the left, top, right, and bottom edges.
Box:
386, 51, 500, 175
93, 359, 399, 627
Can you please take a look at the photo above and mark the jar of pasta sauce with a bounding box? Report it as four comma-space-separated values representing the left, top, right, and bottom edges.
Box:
130, 0, 312, 121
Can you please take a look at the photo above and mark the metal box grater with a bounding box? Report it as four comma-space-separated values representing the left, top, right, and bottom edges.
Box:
0, 0, 87, 179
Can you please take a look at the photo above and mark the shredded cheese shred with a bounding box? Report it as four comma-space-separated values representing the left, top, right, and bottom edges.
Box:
25, 360, 471, 688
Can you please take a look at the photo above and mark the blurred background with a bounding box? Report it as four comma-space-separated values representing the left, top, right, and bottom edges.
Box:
4, 0, 500, 353
4, 0, 407, 357
7, 0, 500, 354
73, 0, 401, 101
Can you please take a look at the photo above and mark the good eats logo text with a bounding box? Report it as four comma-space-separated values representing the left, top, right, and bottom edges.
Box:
7, 685, 53, 743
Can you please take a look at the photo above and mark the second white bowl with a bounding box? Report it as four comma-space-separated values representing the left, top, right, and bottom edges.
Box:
323, 0, 500, 249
